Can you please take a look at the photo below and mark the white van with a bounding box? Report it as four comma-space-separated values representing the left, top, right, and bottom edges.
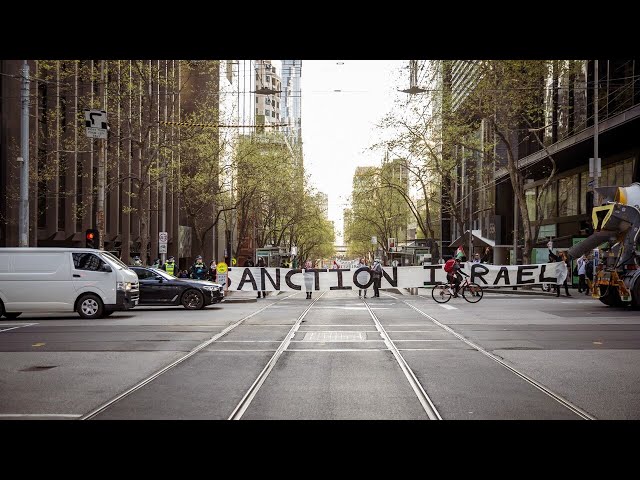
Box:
0, 248, 139, 320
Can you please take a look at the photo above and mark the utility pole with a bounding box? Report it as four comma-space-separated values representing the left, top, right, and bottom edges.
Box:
18, 61, 30, 247
593, 59, 600, 207
96, 60, 106, 250
513, 189, 518, 265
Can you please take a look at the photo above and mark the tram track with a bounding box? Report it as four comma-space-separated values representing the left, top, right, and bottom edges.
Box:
80, 292, 300, 420
381, 292, 596, 420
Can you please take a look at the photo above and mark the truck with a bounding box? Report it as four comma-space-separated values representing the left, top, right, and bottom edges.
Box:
567, 182, 640, 308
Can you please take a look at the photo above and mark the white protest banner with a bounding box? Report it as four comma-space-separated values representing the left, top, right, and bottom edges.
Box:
227, 262, 563, 292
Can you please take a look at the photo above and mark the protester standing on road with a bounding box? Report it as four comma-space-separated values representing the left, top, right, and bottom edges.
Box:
577, 254, 587, 293
371, 258, 383, 298
304, 259, 314, 299
356, 257, 369, 298
549, 248, 571, 297
257, 257, 267, 299
481, 246, 493, 264
208, 260, 217, 283
472, 253, 481, 264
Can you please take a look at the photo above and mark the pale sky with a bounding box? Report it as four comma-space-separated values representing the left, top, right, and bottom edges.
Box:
300, 61, 406, 244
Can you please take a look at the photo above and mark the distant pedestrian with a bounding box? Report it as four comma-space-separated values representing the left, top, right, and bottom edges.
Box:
472, 253, 481, 264
132, 256, 142, 266
549, 248, 571, 297
577, 254, 587, 293
356, 257, 369, 298
481, 246, 493, 264
455, 245, 466, 261
162, 255, 177, 276
189, 255, 208, 280
304, 259, 314, 299
371, 258, 383, 298
208, 260, 217, 283
257, 257, 267, 299
243, 258, 255, 267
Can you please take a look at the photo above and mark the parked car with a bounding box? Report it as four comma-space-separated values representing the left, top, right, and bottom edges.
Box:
130, 266, 223, 309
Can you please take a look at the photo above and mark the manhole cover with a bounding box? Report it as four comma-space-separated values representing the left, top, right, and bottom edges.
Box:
303, 331, 367, 342
20, 366, 57, 372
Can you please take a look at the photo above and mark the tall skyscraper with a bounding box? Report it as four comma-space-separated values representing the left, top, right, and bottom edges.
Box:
281, 60, 302, 144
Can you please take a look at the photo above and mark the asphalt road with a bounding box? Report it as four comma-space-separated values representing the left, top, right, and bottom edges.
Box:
0, 289, 638, 420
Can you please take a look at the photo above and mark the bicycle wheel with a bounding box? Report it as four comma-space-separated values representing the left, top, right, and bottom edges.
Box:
432, 284, 452, 303
462, 283, 483, 303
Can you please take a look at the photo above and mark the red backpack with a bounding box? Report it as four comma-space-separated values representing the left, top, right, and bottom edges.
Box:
444, 258, 456, 273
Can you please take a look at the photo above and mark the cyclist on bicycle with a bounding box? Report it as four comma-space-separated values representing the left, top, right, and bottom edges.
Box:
447, 257, 469, 298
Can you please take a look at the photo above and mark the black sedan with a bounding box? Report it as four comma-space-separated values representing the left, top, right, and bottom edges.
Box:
130, 267, 224, 309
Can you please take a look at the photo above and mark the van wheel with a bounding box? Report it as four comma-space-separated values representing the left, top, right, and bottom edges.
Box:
182, 289, 204, 310
77, 294, 104, 319
4, 312, 21, 319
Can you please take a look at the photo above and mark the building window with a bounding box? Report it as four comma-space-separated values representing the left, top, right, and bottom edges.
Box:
265, 109, 270, 117
558, 174, 577, 217
271, 110, 275, 117
256, 107, 259, 115
265, 75, 270, 82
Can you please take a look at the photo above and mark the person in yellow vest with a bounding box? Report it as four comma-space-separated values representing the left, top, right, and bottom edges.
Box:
162, 255, 177, 276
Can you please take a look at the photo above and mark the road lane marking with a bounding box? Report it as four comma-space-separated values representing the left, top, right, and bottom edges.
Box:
0, 323, 38, 333
0, 414, 82, 418
439, 304, 457, 310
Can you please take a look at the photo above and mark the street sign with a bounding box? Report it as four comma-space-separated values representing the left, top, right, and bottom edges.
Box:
158, 243, 167, 254
159, 232, 168, 243
84, 109, 108, 139
216, 262, 228, 274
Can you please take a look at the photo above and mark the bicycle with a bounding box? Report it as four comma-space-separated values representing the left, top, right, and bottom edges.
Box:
431, 277, 484, 304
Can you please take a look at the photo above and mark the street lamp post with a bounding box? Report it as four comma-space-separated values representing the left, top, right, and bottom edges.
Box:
18, 61, 30, 247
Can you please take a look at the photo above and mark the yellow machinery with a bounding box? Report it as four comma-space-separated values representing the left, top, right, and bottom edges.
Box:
568, 183, 640, 308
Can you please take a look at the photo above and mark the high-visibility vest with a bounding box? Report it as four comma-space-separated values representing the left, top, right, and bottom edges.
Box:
165, 261, 176, 275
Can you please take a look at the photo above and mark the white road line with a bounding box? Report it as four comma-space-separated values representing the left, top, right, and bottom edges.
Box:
0, 323, 38, 333
439, 304, 458, 310
0, 413, 81, 418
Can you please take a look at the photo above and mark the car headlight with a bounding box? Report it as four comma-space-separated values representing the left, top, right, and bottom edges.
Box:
117, 282, 133, 291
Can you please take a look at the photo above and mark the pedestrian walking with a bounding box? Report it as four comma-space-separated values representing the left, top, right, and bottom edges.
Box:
371, 258, 383, 298
257, 257, 267, 299
356, 257, 369, 298
304, 259, 314, 299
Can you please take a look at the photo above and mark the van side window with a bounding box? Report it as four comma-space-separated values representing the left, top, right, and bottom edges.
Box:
72, 253, 105, 271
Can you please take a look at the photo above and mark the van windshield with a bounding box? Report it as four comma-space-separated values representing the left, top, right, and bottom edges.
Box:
101, 251, 128, 269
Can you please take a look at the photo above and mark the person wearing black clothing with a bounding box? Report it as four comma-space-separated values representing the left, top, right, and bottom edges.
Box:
585, 255, 594, 296
243, 258, 254, 267
256, 257, 267, 298
371, 259, 383, 297
448, 258, 469, 297
548, 248, 571, 297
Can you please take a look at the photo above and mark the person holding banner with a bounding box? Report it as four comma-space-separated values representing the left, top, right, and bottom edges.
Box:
257, 257, 267, 299
371, 259, 383, 297
549, 248, 571, 297
304, 259, 314, 299
356, 257, 369, 298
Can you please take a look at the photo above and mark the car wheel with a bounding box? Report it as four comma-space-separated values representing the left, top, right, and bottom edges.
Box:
181, 289, 204, 310
77, 294, 104, 319
4, 312, 22, 320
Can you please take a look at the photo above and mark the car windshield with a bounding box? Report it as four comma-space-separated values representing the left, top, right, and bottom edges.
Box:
101, 251, 128, 269
148, 267, 176, 280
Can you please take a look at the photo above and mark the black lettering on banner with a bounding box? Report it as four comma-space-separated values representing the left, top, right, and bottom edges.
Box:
353, 267, 374, 289
261, 268, 280, 290
538, 264, 557, 283
422, 265, 440, 286
313, 269, 327, 290
470, 264, 489, 285
493, 266, 511, 285
237, 268, 258, 291
381, 267, 398, 287
330, 268, 352, 290
517, 265, 537, 285
285, 269, 302, 290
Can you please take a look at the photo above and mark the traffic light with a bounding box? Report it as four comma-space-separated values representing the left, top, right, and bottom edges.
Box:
85, 229, 99, 249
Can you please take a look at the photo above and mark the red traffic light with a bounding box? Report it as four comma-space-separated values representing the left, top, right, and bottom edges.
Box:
86, 232, 95, 240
